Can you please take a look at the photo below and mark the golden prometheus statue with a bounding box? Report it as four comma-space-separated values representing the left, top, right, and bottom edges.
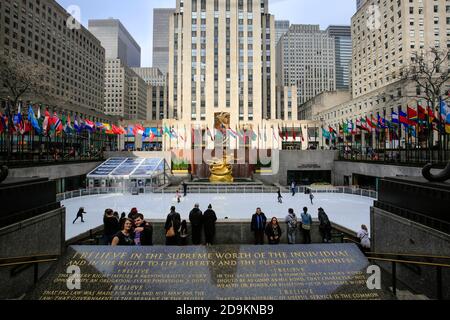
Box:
207, 154, 234, 183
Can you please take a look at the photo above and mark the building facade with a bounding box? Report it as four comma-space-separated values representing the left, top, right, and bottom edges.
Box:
275, 20, 290, 45
276, 85, 298, 121
132, 67, 168, 121
315, 0, 450, 138
129, 74, 147, 120
88, 19, 141, 68
104, 59, 132, 119
277, 24, 336, 106
326, 25, 352, 90
168, 0, 276, 127
153, 8, 176, 75
0, 0, 105, 114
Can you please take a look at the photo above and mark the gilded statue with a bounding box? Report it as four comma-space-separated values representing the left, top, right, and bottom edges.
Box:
207, 155, 234, 183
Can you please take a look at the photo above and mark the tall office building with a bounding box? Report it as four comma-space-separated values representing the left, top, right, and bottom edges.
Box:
275, 20, 290, 44
0, 0, 106, 116
327, 25, 352, 90
132, 67, 168, 121
168, 0, 276, 126
88, 19, 141, 68
356, 0, 366, 11
104, 59, 147, 120
153, 8, 176, 75
277, 24, 336, 106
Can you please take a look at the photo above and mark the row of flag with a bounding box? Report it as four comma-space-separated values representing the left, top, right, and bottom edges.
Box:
322, 100, 450, 141
0, 103, 127, 136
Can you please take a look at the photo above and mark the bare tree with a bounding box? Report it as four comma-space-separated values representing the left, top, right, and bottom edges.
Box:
0, 55, 51, 107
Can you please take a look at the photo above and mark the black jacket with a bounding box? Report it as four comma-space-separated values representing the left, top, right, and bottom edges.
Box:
103, 216, 120, 237
203, 209, 217, 230
318, 211, 332, 229
251, 213, 267, 231
189, 208, 203, 227
265, 224, 282, 239
165, 212, 181, 234
135, 221, 153, 246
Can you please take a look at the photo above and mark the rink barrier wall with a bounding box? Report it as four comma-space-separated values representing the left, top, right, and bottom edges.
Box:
56, 186, 378, 202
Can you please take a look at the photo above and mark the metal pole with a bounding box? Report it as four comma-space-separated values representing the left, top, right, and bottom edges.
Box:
436, 266, 443, 300
392, 261, 397, 296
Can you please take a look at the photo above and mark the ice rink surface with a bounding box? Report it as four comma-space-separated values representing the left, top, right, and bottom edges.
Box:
64, 192, 374, 240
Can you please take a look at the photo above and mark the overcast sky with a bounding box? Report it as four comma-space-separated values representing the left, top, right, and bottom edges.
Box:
57, 0, 356, 67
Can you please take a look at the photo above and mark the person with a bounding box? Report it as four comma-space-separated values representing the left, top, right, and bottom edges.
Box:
318, 208, 332, 243
111, 219, 135, 246
72, 207, 86, 224
165, 206, 181, 246
189, 204, 203, 245
133, 214, 153, 246
119, 212, 127, 229
176, 189, 181, 203
309, 193, 315, 205
179, 220, 189, 246
301, 207, 312, 244
103, 209, 120, 245
357, 225, 371, 253
265, 217, 282, 245
113, 211, 119, 221
182, 182, 188, 197
203, 204, 217, 246
291, 181, 296, 196
128, 208, 139, 220
285, 208, 298, 244
251, 208, 267, 245
277, 188, 283, 204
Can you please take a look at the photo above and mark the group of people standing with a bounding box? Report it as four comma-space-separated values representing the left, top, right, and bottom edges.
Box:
251, 206, 332, 245
164, 204, 218, 246
102, 208, 153, 246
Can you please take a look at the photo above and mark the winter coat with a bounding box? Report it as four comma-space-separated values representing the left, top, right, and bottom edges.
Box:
251, 213, 267, 231
265, 224, 282, 244
165, 212, 181, 235
203, 209, 217, 234
189, 208, 203, 227
285, 213, 298, 229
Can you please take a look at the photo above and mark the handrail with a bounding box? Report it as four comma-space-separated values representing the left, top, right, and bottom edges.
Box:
367, 252, 450, 260
343, 237, 361, 245
0, 254, 60, 285
0, 258, 58, 268
0, 254, 60, 263
367, 257, 450, 269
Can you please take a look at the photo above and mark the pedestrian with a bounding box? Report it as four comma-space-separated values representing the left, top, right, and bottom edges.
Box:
128, 207, 139, 220
189, 203, 203, 245
182, 181, 188, 197
165, 206, 181, 246
113, 211, 119, 221
251, 208, 267, 245
309, 193, 315, 205
301, 207, 312, 244
119, 212, 127, 229
133, 213, 153, 246
285, 208, 298, 244
203, 204, 217, 246
265, 217, 282, 245
111, 218, 135, 246
179, 220, 189, 246
103, 209, 120, 245
291, 181, 296, 196
318, 208, 332, 243
72, 207, 86, 224
357, 225, 371, 253
176, 189, 181, 203
277, 188, 283, 203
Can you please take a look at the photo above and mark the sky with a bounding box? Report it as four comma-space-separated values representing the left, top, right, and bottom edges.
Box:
56, 0, 356, 67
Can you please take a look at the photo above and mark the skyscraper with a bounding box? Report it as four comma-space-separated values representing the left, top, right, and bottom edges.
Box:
277, 24, 336, 106
327, 25, 352, 90
88, 19, 141, 68
275, 20, 290, 44
153, 8, 176, 75
168, 0, 276, 125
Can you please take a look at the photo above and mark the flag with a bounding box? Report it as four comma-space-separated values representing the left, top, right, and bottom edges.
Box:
42, 110, 50, 135
228, 128, 237, 139
360, 118, 370, 132
207, 127, 214, 141
399, 110, 412, 127
133, 124, 145, 136
329, 126, 337, 138
28, 105, 41, 134
292, 126, 296, 141
322, 127, 331, 139
391, 112, 399, 124
14, 102, 24, 133
84, 119, 95, 131
440, 98, 450, 121
53, 112, 63, 133
427, 106, 435, 124
418, 104, 427, 122
143, 127, 151, 138
407, 106, 418, 123
366, 116, 376, 129
272, 126, 278, 141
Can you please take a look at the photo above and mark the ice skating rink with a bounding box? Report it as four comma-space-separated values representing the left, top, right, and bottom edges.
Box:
64, 192, 374, 240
